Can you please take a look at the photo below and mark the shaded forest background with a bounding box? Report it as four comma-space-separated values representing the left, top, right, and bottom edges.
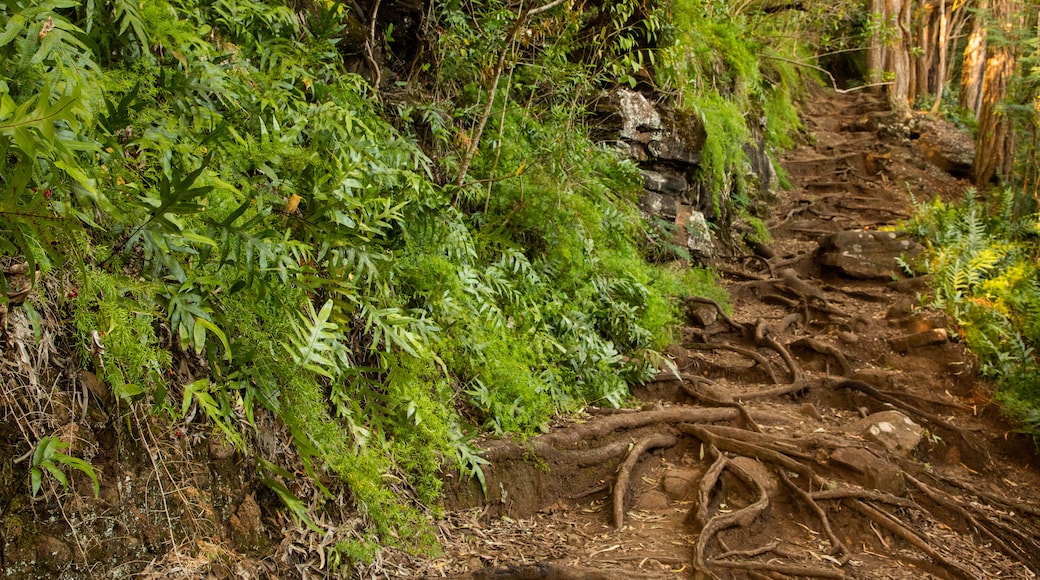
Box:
1, 0, 1039, 575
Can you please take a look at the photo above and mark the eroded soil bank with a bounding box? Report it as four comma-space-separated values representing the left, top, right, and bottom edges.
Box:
383, 89, 1040, 579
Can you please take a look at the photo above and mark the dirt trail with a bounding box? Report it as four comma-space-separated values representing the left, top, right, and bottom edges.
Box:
385, 90, 1040, 579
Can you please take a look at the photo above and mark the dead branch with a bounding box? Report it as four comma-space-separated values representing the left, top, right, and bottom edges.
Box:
613, 433, 678, 528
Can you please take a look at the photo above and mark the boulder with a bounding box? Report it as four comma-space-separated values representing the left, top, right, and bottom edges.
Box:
912, 116, 975, 178
830, 447, 905, 495
818, 230, 921, 279
848, 410, 924, 456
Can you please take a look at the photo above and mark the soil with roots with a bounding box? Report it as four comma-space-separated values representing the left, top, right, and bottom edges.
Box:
382, 90, 1040, 579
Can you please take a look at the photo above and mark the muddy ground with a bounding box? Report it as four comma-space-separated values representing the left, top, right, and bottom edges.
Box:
382, 90, 1040, 579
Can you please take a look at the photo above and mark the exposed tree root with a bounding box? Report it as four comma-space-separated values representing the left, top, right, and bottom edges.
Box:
536, 407, 739, 449
691, 451, 771, 577
612, 433, 677, 529
833, 379, 988, 459
689, 342, 781, 384
906, 473, 1040, 572
710, 560, 846, 579
468, 562, 661, 579
848, 499, 976, 580
790, 337, 852, 376
753, 320, 803, 382
777, 470, 850, 564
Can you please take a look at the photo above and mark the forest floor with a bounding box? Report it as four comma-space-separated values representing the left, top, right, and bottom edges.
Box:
384, 89, 1040, 579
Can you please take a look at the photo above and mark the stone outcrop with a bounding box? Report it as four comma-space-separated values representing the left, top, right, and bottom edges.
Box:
594, 89, 714, 261
818, 230, 921, 279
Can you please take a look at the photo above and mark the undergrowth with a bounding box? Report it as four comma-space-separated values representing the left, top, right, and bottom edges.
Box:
1, 0, 741, 569
905, 189, 1040, 436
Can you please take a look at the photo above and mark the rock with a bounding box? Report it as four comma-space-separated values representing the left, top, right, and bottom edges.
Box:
208, 433, 236, 460
795, 403, 823, 422
681, 209, 715, 262
686, 301, 718, 327
640, 191, 678, 220
849, 410, 924, 456
888, 328, 948, 352
830, 447, 905, 495
229, 493, 267, 551
818, 230, 921, 279
661, 468, 700, 501
616, 89, 662, 143
912, 116, 975, 178
36, 535, 72, 572
642, 169, 688, 195
633, 489, 670, 510
837, 331, 859, 345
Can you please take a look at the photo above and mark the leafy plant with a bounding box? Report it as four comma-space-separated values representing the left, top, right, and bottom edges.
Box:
30, 436, 99, 498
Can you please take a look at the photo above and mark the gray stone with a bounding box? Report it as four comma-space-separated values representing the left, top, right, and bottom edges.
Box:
640, 191, 678, 220
686, 301, 718, 327
849, 410, 924, 457
616, 89, 662, 142
682, 210, 715, 262
648, 135, 701, 165
912, 116, 975, 178
642, 169, 688, 195
830, 447, 905, 495
818, 230, 921, 279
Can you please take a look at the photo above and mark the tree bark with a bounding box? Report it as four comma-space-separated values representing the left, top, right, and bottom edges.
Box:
973, 0, 1021, 185
960, 0, 989, 116
886, 0, 912, 117
867, 0, 887, 90
930, 0, 949, 113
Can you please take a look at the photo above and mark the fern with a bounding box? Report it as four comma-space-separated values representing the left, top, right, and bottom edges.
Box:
286, 300, 344, 379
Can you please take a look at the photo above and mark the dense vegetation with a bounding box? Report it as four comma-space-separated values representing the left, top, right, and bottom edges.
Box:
5, 0, 1040, 573
0, 0, 813, 565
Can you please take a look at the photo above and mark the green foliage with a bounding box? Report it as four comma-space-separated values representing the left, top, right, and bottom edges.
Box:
2, 0, 742, 562
657, 0, 807, 217
30, 436, 99, 499
906, 190, 1040, 435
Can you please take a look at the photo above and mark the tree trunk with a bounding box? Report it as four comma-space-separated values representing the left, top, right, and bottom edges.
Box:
960, 0, 989, 116
930, 0, 949, 113
916, 5, 935, 100
886, 0, 912, 117
973, 0, 1020, 185
867, 0, 887, 90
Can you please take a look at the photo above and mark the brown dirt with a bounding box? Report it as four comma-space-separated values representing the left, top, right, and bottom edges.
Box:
383, 90, 1040, 579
